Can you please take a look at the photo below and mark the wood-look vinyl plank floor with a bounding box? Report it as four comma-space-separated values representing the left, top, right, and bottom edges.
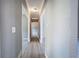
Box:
22, 41, 45, 58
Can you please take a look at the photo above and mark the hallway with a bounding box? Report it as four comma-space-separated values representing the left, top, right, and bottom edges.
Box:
0, 0, 78, 58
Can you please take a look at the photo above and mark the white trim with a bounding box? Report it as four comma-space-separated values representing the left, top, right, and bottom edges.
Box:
18, 50, 22, 58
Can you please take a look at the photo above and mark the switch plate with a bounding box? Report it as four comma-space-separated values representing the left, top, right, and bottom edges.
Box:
12, 27, 16, 33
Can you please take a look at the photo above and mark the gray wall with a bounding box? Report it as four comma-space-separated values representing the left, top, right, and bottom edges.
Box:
0, 28, 1, 57
0, 2, 1, 57
43, 0, 78, 58
78, 0, 79, 39
0, 0, 22, 58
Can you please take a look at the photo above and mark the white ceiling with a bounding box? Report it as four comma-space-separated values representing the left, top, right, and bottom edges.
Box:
25, 0, 46, 14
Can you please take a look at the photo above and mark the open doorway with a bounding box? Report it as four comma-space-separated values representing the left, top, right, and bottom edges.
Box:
21, 0, 46, 58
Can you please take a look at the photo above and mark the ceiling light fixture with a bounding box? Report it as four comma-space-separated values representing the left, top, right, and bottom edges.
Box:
31, 7, 39, 12
32, 18, 38, 19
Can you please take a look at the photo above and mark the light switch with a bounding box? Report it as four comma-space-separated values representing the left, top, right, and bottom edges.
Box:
12, 27, 16, 33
